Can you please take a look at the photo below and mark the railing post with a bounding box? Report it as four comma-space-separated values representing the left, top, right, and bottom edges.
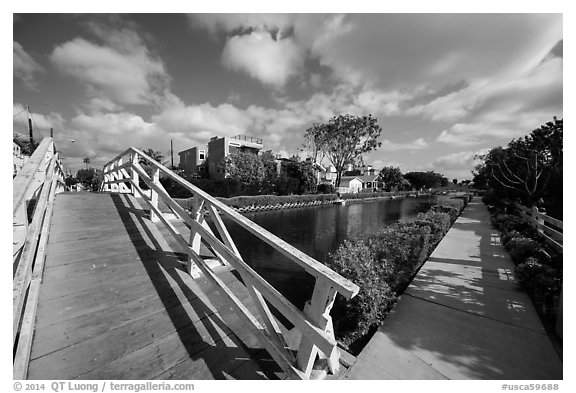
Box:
131, 152, 139, 197
532, 205, 543, 234
190, 197, 204, 254
150, 166, 160, 222
296, 280, 339, 377
556, 284, 563, 339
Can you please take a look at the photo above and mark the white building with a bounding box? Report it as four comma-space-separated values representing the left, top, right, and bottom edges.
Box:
13, 138, 29, 177
337, 176, 363, 194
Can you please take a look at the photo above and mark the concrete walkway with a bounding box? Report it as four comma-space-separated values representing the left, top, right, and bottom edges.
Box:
344, 198, 562, 380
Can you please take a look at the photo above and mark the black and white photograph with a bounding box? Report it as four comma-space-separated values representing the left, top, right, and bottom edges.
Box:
10, 4, 566, 386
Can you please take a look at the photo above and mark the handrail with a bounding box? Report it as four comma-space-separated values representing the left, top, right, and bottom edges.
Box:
13, 137, 66, 379
514, 202, 563, 251
513, 202, 563, 340
101, 147, 360, 379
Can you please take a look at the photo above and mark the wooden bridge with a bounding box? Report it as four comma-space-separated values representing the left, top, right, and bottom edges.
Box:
13, 138, 359, 380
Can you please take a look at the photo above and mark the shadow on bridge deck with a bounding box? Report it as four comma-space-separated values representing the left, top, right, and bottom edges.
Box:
27, 192, 285, 380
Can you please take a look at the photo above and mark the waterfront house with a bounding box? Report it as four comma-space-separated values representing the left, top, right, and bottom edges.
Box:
337, 176, 363, 194
178, 134, 263, 179
357, 174, 383, 191
207, 135, 263, 179
178, 146, 207, 175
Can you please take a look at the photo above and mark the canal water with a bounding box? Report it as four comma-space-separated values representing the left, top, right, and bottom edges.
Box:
220, 196, 434, 310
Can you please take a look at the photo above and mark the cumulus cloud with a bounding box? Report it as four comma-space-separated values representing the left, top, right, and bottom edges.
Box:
187, 14, 294, 36
380, 138, 428, 151
430, 55, 562, 146
14, 41, 43, 90
221, 31, 305, 87
431, 150, 488, 171
153, 99, 253, 142
13, 103, 64, 137
50, 23, 169, 107
354, 90, 412, 116
429, 149, 490, 180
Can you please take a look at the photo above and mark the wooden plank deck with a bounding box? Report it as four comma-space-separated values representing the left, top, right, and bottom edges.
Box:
27, 192, 286, 380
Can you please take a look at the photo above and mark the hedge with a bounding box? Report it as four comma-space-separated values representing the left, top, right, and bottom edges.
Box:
489, 205, 562, 332
326, 194, 469, 351
328, 223, 431, 348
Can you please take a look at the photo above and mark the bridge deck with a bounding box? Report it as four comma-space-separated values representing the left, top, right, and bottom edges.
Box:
28, 192, 285, 380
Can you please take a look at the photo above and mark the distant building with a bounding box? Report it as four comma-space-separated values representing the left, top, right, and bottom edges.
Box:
318, 165, 338, 185
357, 174, 382, 191
207, 135, 263, 179
178, 146, 206, 175
337, 176, 363, 194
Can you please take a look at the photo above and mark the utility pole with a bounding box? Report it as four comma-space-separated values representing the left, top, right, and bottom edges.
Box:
170, 139, 174, 169
27, 106, 33, 145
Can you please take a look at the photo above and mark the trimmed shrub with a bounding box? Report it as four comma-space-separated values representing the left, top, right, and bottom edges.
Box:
515, 258, 562, 294
327, 222, 431, 349
317, 183, 335, 194
491, 213, 537, 238
508, 238, 548, 265
413, 211, 451, 247
430, 204, 460, 223
328, 239, 398, 348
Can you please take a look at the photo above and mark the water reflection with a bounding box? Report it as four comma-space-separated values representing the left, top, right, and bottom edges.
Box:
220, 196, 433, 309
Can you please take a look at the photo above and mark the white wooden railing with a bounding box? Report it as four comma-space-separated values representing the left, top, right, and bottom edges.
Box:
514, 203, 563, 251
13, 137, 66, 379
514, 202, 563, 339
100, 147, 360, 379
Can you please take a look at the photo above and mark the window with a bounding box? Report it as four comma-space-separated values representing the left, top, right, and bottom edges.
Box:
199, 150, 205, 160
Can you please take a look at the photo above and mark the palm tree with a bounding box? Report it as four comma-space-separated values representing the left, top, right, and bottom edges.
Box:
83, 157, 90, 169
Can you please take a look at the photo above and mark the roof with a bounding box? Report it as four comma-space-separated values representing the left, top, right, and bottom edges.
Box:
339, 176, 363, 187
357, 174, 380, 182
13, 137, 26, 148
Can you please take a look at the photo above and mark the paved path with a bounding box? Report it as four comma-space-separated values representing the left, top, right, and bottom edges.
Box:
345, 198, 562, 380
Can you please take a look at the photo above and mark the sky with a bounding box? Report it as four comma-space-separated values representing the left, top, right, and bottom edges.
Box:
12, 12, 563, 180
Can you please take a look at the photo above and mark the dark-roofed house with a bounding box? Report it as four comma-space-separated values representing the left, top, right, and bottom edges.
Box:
337, 176, 363, 194
357, 174, 383, 192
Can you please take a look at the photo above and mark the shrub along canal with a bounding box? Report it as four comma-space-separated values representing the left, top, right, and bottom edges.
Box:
218, 196, 435, 311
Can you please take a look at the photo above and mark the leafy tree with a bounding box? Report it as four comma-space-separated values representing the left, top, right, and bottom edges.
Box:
223, 151, 265, 193
138, 148, 165, 164
76, 168, 102, 191
304, 114, 382, 188
404, 171, 448, 189
21, 140, 39, 156
260, 150, 279, 193
283, 159, 316, 194
301, 123, 326, 163
378, 166, 404, 191
476, 117, 562, 208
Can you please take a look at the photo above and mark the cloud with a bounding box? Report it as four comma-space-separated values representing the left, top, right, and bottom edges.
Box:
431, 150, 488, 171
354, 90, 412, 116
380, 138, 428, 151
221, 31, 305, 87
50, 23, 168, 107
187, 14, 294, 36
294, 14, 562, 90
153, 101, 253, 144
13, 103, 64, 138
429, 149, 490, 180
14, 41, 44, 90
